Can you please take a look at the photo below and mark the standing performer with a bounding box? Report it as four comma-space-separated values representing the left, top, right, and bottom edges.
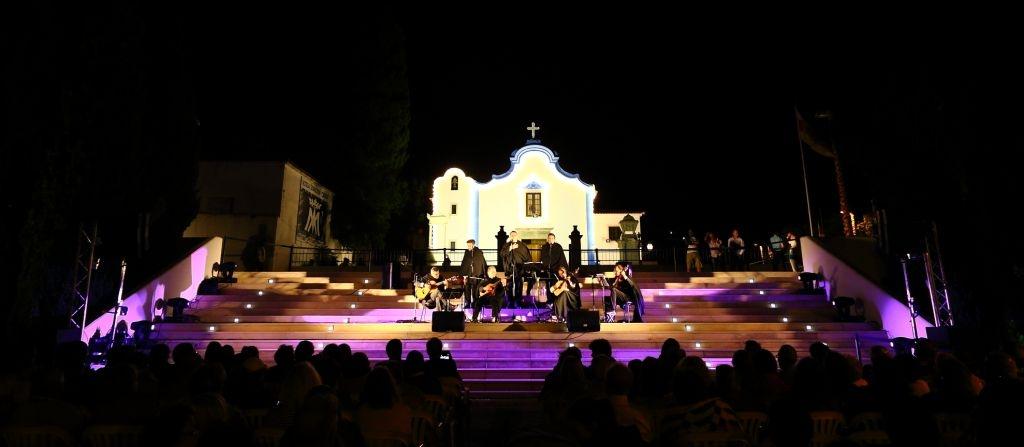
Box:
539, 233, 568, 303
605, 262, 644, 322
501, 230, 531, 308
460, 239, 487, 303
472, 266, 505, 323
549, 266, 580, 323
685, 229, 703, 273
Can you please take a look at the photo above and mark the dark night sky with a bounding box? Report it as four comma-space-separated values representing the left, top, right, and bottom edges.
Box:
188, 5, 1012, 244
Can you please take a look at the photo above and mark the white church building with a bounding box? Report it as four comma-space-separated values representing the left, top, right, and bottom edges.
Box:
427, 125, 643, 264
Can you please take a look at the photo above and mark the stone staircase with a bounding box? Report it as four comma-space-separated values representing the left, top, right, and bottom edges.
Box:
151, 270, 891, 399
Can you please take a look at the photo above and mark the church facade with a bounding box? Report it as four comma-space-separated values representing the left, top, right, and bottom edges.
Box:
427, 137, 643, 264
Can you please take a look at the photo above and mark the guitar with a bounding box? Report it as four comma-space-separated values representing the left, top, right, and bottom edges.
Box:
413, 275, 441, 309
549, 267, 581, 296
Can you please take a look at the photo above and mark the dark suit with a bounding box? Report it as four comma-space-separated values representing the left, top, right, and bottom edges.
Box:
501, 240, 531, 307
540, 242, 568, 303
460, 247, 487, 302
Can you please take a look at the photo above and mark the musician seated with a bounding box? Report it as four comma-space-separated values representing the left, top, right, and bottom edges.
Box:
605, 262, 644, 323
549, 266, 580, 323
472, 266, 505, 323
423, 267, 446, 302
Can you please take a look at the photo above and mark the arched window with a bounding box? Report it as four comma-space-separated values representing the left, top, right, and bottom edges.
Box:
451, 176, 459, 190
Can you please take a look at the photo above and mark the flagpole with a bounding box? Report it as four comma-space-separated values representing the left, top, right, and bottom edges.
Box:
796, 114, 816, 238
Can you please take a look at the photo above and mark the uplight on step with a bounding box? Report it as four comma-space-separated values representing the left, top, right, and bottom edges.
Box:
233, 318, 240, 324
356, 291, 363, 296
695, 342, 702, 349
350, 304, 357, 309
685, 324, 693, 332
664, 303, 671, 309
567, 342, 575, 348
671, 317, 679, 323
759, 290, 765, 295
782, 317, 790, 323
327, 325, 334, 332
208, 326, 216, 332
245, 303, 253, 309
363, 279, 369, 284
257, 290, 264, 296
805, 325, 814, 332
268, 279, 275, 284
748, 278, 755, 283
769, 302, 777, 309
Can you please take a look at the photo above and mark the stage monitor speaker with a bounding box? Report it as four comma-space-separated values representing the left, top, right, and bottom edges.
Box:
431, 311, 465, 332
567, 310, 601, 332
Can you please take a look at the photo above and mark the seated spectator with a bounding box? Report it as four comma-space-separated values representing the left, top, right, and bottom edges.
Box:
355, 367, 413, 444
605, 363, 652, 442
425, 337, 460, 379
267, 361, 323, 428
659, 356, 740, 438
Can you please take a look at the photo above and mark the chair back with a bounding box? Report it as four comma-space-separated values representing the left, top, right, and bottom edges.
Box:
82, 425, 145, 447
1, 427, 74, 447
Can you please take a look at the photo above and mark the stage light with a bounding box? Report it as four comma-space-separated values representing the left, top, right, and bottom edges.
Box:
759, 290, 765, 295
799, 272, 821, 291
695, 342, 702, 348
327, 325, 334, 332
208, 326, 216, 332
350, 304, 357, 309
568, 342, 575, 348
769, 302, 777, 309
245, 303, 253, 309
805, 325, 814, 331
233, 318, 240, 323
268, 279, 275, 284
748, 278, 754, 283
685, 324, 693, 332
664, 303, 671, 309
363, 279, 369, 284
831, 296, 859, 322
782, 317, 789, 323
257, 290, 264, 296
646, 243, 654, 250
671, 317, 679, 323
150, 324, 156, 331
356, 291, 363, 296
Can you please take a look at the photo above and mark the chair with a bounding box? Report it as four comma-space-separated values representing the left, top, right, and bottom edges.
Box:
420, 395, 450, 425
809, 411, 845, 447
735, 411, 768, 446
412, 413, 440, 447
0, 426, 74, 447
82, 424, 145, 447
684, 432, 750, 447
241, 408, 271, 430
847, 430, 892, 446
253, 427, 285, 447
848, 412, 885, 433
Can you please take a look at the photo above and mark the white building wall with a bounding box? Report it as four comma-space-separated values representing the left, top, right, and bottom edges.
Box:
427, 145, 643, 264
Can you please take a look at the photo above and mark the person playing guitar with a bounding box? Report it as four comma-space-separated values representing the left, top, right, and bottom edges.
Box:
413, 267, 446, 309
472, 266, 505, 323
605, 262, 644, 322
549, 266, 580, 323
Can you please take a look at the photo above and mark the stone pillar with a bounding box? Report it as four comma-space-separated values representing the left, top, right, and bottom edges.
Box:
495, 226, 508, 271
569, 225, 582, 268
619, 215, 640, 263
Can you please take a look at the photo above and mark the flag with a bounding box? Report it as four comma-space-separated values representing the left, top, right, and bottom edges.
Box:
795, 108, 835, 158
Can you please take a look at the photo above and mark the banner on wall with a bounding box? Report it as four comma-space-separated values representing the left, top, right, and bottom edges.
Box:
297, 179, 331, 245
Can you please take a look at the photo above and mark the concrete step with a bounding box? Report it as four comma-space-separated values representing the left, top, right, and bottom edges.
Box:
152, 321, 880, 334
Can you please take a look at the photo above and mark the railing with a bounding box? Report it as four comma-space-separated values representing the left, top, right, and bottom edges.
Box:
286, 244, 786, 272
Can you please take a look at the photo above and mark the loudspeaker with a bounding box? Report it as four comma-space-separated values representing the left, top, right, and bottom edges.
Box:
567, 310, 601, 332
431, 311, 465, 332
